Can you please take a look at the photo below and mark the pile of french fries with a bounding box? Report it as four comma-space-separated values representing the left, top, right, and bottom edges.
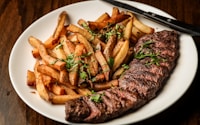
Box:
26, 7, 154, 104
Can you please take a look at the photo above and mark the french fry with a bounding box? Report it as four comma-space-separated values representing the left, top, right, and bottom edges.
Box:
111, 7, 120, 17
28, 36, 42, 48
130, 13, 154, 34
51, 94, 82, 104
67, 34, 78, 43
69, 43, 85, 86
67, 24, 106, 48
26, 70, 36, 86
112, 40, 124, 57
38, 43, 66, 71
112, 39, 129, 71
61, 85, 77, 95
93, 80, 119, 91
132, 26, 145, 39
77, 34, 98, 76
43, 35, 58, 49
123, 18, 133, 40
31, 48, 40, 59
41, 74, 54, 90
53, 11, 68, 39
61, 35, 75, 56
51, 84, 66, 95
34, 60, 50, 101
37, 64, 60, 81
91, 73, 105, 83
95, 50, 110, 81
88, 12, 130, 30
103, 35, 117, 63
112, 67, 125, 79
59, 69, 70, 85
76, 88, 91, 95
29, 36, 66, 71
95, 12, 110, 22
53, 43, 66, 60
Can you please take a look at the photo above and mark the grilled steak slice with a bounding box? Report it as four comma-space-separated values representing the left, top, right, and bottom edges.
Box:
65, 97, 90, 122
65, 30, 179, 123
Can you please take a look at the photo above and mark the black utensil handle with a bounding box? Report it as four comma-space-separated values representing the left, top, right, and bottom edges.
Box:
144, 12, 200, 36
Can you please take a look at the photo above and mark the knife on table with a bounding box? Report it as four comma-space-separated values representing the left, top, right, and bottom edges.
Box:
102, 0, 200, 36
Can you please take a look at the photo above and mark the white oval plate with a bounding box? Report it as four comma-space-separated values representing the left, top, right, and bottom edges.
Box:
9, 0, 198, 124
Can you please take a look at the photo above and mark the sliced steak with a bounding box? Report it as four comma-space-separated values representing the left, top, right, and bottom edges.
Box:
65, 30, 179, 123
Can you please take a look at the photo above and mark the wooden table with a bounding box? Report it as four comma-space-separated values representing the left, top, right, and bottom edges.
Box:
0, 0, 200, 124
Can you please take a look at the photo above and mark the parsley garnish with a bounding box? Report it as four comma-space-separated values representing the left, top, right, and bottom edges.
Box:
63, 54, 77, 71
134, 40, 165, 65
90, 90, 104, 103
108, 57, 114, 68
122, 64, 129, 70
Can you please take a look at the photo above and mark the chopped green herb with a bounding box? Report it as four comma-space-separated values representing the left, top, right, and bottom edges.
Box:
63, 54, 77, 71
134, 40, 165, 65
122, 64, 129, 70
108, 57, 114, 68
90, 90, 104, 103
80, 71, 88, 80
142, 40, 154, 48
82, 22, 96, 36
81, 52, 92, 58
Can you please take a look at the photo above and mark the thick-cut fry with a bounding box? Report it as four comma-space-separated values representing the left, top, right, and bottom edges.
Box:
132, 26, 145, 39
43, 35, 58, 49
77, 34, 98, 76
131, 14, 154, 34
61, 85, 77, 95
61, 36, 75, 56
69, 43, 85, 86
91, 73, 105, 82
31, 48, 40, 59
95, 12, 110, 22
51, 94, 82, 104
111, 7, 120, 17
29, 36, 66, 71
51, 84, 65, 95
95, 50, 110, 81
76, 88, 91, 95
93, 80, 119, 91
28, 36, 42, 48
53, 11, 67, 39
112, 67, 125, 79
53, 43, 66, 60
67, 24, 106, 48
37, 64, 60, 81
123, 47, 134, 64
41, 74, 53, 90
26, 70, 36, 86
113, 40, 129, 71
123, 18, 133, 40
88, 12, 130, 30
34, 61, 50, 101
112, 40, 124, 57
59, 69, 70, 85
103, 35, 117, 63
38, 43, 66, 71
36, 74, 50, 101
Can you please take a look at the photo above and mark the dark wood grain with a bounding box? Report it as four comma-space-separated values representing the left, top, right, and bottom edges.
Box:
0, 0, 199, 125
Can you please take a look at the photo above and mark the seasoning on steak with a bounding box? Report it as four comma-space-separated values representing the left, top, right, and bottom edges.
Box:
65, 30, 179, 123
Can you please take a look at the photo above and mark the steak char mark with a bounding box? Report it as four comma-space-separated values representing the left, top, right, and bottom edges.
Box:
65, 30, 179, 123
